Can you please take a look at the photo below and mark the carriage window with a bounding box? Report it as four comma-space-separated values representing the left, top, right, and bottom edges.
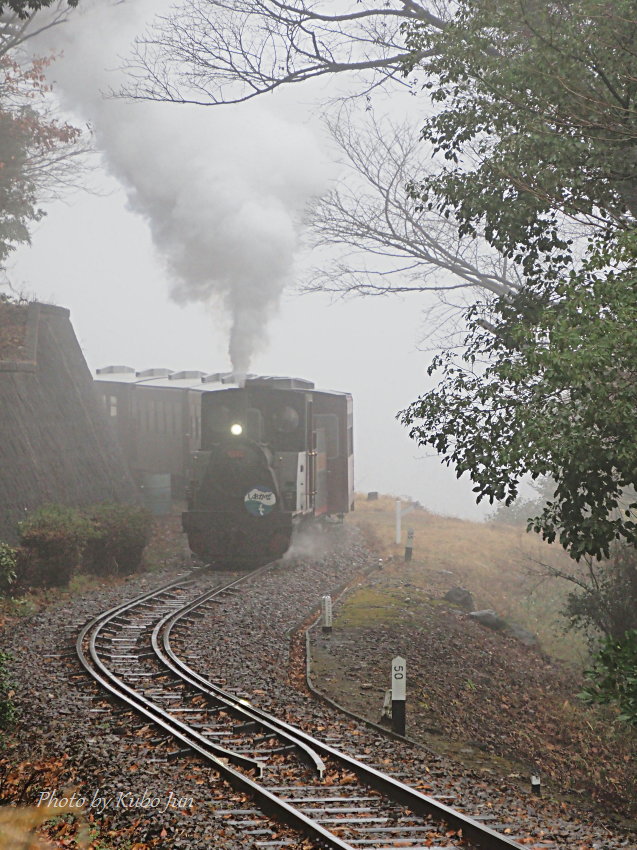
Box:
161, 401, 168, 434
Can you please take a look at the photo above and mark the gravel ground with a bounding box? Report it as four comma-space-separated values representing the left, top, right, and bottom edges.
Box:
1, 525, 634, 849
1, 565, 223, 848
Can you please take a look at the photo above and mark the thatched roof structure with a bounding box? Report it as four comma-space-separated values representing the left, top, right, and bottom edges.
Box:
0, 301, 138, 543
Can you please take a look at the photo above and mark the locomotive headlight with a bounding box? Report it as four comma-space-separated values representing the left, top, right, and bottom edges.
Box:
230, 423, 243, 436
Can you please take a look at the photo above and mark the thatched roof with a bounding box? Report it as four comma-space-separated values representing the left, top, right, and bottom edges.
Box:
0, 302, 138, 543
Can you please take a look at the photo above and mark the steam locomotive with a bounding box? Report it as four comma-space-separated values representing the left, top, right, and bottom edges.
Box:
94, 368, 354, 566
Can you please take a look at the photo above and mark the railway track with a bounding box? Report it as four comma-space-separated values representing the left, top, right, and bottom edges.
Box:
76, 564, 554, 850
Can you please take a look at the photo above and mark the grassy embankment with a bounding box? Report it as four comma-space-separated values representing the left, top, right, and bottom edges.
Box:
345, 493, 587, 663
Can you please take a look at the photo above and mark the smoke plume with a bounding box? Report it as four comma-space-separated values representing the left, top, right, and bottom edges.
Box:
35, 1, 327, 372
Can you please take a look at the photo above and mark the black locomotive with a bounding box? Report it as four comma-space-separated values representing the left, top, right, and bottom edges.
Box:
94, 369, 353, 566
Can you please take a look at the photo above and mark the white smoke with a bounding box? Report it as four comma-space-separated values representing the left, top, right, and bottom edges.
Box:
34, 1, 328, 372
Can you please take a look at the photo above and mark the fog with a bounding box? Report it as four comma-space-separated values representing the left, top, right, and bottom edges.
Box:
7, 0, 492, 521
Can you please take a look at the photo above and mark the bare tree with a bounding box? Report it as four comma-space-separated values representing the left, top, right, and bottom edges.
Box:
304, 108, 523, 301
125, 0, 449, 105
123, 1, 528, 325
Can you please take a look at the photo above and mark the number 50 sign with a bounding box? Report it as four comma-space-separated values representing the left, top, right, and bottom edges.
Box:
391, 656, 406, 735
392, 656, 406, 701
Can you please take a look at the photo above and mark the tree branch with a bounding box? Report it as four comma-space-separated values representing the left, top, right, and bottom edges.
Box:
303, 109, 521, 303
122, 0, 449, 106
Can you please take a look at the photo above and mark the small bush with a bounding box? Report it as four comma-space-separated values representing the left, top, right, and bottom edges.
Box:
18, 505, 93, 587
15, 503, 152, 587
0, 543, 17, 595
564, 545, 637, 640
82, 504, 153, 576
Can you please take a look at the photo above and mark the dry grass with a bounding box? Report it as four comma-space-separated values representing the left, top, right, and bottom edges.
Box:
0, 799, 88, 850
347, 494, 588, 663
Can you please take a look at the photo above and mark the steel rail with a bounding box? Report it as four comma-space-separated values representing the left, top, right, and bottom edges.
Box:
152, 585, 328, 777
158, 574, 527, 850
77, 566, 527, 849
76, 568, 358, 850
76, 573, 263, 774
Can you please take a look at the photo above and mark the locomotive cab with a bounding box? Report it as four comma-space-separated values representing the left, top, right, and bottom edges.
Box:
182, 377, 353, 567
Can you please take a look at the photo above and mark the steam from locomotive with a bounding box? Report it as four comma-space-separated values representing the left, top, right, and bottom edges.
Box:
33, 0, 328, 373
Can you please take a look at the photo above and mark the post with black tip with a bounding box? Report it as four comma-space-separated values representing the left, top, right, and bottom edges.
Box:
321, 594, 333, 634
404, 528, 414, 562
380, 689, 392, 724
391, 656, 406, 736
531, 774, 541, 796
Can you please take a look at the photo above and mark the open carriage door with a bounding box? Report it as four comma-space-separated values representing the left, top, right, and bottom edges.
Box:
305, 398, 315, 512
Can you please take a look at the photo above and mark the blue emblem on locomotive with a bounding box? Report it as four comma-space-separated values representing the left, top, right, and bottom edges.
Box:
244, 487, 277, 516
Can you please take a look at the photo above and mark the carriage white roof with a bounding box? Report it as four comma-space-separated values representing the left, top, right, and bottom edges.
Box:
94, 367, 317, 392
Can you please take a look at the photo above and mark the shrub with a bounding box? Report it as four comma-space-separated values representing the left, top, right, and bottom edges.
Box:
15, 502, 153, 587
580, 630, 637, 726
565, 544, 637, 641
17, 505, 92, 587
0, 543, 17, 595
82, 504, 152, 576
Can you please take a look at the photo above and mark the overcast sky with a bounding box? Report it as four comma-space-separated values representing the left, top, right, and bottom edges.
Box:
7, 0, 493, 521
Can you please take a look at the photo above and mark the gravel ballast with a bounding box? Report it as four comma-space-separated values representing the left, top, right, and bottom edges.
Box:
1, 525, 634, 849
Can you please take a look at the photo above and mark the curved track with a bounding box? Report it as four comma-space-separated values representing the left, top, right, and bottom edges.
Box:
76, 565, 539, 850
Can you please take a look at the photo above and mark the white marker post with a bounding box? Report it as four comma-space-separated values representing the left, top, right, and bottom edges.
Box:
321, 594, 333, 634
395, 499, 416, 545
404, 528, 414, 562
391, 656, 406, 736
